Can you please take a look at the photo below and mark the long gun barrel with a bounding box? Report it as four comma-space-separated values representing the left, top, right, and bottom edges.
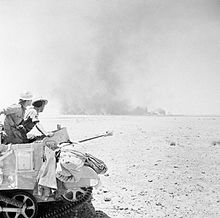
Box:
78, 131, 113, 143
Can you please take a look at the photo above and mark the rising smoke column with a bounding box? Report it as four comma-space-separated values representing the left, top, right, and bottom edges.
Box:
0, 0, 220, 115
50, 0, 220, 115
54, 0, 154, 115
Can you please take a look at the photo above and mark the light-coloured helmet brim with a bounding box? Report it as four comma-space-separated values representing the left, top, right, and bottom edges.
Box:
19, 97, 33, 101
19, 91, 33, 101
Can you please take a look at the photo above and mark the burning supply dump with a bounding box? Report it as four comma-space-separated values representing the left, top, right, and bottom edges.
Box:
0, 126, 111, 218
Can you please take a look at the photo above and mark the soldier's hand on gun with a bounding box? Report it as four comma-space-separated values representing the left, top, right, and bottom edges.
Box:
16, 125, 25, 131
1, 130, 7, 137
0, 127, 7, 140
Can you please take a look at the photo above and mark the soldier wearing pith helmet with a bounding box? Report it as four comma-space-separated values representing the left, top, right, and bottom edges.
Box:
21, 97, 53, 141
0, 91, 33, 144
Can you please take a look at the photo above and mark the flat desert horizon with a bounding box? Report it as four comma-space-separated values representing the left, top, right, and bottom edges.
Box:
39, 115, 220, 218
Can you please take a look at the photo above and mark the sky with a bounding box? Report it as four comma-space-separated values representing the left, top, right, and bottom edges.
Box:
0, 0, 220, 115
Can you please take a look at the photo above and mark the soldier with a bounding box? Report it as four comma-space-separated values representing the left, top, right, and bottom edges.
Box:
0, 91, 33, 144
19, 97, 53, 142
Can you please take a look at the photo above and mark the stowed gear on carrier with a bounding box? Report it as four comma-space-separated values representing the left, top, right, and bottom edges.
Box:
0, 126, 110, 218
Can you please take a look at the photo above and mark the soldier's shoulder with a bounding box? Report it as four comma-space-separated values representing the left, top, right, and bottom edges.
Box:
5, 103, 21, 111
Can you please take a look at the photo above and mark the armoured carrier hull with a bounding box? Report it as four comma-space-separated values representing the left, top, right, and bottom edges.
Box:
0, 128, 109, 218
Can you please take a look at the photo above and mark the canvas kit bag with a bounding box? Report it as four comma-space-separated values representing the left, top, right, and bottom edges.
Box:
84, 153, 108, 175
58, 148, 108, 175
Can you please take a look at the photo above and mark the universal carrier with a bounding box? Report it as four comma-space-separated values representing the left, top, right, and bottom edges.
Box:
0, 127, 109, 218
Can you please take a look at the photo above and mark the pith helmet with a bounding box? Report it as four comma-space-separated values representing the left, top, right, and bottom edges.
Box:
32, 97, 48, 107
19, 91, 33, 101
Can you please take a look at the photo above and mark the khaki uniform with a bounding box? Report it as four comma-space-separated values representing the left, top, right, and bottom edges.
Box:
2, 104, 26, 144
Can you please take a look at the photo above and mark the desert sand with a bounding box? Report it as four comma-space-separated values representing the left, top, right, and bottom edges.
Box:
41, 115, 220, 218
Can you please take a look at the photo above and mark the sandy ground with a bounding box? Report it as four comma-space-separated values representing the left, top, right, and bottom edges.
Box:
41, 115, 220, 218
